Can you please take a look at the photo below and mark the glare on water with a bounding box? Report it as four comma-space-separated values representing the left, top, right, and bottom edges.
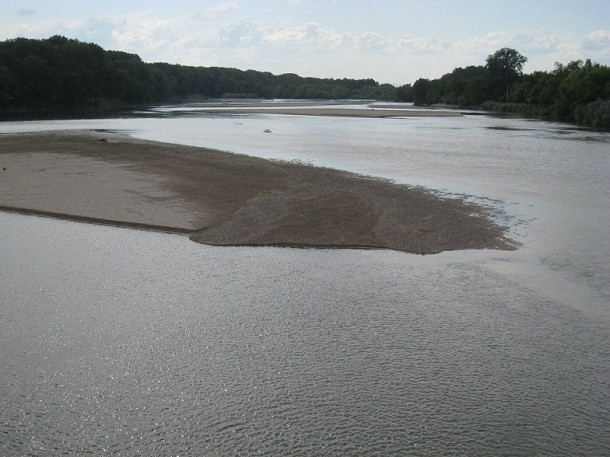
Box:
1, 103, 609, 455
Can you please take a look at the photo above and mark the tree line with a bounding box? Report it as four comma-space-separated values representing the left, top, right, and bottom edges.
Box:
0, 35, 410, 110
412, 47, 610, 127
1, 36, 608, 127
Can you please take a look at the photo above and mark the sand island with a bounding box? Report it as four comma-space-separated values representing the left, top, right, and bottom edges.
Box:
0, 130, 516, 254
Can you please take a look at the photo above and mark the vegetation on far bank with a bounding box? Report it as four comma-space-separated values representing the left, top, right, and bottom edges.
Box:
0, 35, 406, 109
0, 36, 609, 127
413, 48, 610, 128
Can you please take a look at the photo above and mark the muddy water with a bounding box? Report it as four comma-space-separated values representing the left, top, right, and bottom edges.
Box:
1, 104, 609, 455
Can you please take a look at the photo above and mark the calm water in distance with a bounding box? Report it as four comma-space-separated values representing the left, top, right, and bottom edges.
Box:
1, 103, 609, 455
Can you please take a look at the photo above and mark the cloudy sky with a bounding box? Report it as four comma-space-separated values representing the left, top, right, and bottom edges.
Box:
1, 0, 608, 85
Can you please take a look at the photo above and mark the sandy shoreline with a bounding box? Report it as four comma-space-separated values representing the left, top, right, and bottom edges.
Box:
159, 100, 462, 118
0, 130, 515, 254
205, 107, 462, 118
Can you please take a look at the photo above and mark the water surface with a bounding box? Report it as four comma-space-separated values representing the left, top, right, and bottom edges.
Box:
1, 103, 609, 455
1, 213, 608, 456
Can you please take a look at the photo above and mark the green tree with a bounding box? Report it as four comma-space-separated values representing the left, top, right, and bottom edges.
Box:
396, 83, 413, 102
486, 48, 527, 101
412, 78, 430, 105
0, 65, 15, 107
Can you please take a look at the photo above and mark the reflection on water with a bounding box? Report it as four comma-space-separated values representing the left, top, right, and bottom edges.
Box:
1, 213, 608, 456
1, 103, 609, 454
1, 103, 608, 311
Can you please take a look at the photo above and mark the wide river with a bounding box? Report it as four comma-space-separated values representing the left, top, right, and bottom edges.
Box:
1, 102, 609, 455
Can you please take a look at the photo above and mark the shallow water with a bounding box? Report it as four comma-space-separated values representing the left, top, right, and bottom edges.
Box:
1, 104, 608, 314
1, 213, 609, 456
1, 103, 609, 455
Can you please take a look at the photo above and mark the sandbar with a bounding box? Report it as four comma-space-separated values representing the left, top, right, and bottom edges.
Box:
0, 130, 515, 254
206, 107, 462, 118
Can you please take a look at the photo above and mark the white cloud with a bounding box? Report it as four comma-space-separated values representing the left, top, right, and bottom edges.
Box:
450, 29, 603, 70
112, 20, 173, 48
396, 35, 451, 54
77, 17, 121, 42
262, 22, 332, 47
453, 32, 514, 55
513, 29, 563, 53
2, 11, 608, 84
218, 19, 264, 46
199, 20, 610, 82
12, 20, 72, 40
206, 2, 239, 14
214, 20, 451, 56
356, 32, 389, 52
581, 30, 610, 57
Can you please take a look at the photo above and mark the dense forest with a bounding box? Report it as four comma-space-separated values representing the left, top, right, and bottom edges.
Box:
0, 35, 408, 110
412, 47, 610, 127
1, 36, 609, 127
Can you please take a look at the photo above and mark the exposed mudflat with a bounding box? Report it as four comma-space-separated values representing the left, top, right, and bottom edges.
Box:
0, 130, 515, 253
207, 107, 462, 117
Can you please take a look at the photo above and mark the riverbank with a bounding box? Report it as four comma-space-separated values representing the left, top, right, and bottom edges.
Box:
205, 107, 461, 118
0, 130, 515, 254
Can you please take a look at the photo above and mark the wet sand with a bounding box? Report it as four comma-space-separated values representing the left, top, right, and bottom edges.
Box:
0, 130, 515, 254
207, 107, 462, 118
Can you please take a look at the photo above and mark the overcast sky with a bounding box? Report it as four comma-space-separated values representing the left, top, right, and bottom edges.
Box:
1, 0, 608, 85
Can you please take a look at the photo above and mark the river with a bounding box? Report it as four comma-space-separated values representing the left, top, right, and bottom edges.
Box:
1, 102, 609, 455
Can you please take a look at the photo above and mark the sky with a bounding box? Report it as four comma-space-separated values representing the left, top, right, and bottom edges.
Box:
1, 0, 609, 85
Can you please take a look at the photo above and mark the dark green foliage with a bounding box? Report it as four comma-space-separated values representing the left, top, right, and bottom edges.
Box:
485, 48, 527, 102
0, 36, 142, 107
480, 101, 551, 117
510, 59, 610, 126
396, 83, 413, 102
410, 47, 609, 128
412, 78, 429, 105
0, 36, 411, 110
573, 100, 610, 128
2, 37, 607, 128
412, 66, 490, 106
411, 50, 528, 107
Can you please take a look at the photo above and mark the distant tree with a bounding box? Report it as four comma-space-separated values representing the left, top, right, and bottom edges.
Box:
396, 83, 413, 102
412, 78, 430, 105
486, 48, 527, 101
0, 65, 16, 107
2, 36, 607, 127
0, 36, 406, 109
107, 50, 143, 64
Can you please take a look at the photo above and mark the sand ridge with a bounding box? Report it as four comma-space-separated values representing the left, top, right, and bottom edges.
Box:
0, 130, 516, 254
205, 107, 462, 118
